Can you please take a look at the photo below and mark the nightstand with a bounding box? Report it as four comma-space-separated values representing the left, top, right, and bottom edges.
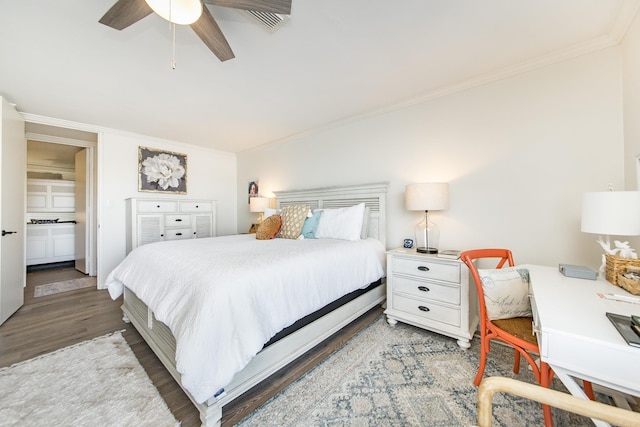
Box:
384, 248, 479, 349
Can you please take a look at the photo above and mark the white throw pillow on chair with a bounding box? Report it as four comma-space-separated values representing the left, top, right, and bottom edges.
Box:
477, 266, 532, 320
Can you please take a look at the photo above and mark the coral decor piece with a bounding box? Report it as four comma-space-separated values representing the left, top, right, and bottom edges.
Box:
597, 238, 638, 273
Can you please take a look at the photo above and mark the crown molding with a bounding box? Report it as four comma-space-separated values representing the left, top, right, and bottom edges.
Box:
246, 20, 635, 154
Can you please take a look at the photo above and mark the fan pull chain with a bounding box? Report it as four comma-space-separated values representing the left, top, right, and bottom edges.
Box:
171, 22, 177, 69
169, 0, 176, 69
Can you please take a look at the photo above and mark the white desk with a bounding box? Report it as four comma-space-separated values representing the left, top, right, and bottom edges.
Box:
528, 265, 640, 426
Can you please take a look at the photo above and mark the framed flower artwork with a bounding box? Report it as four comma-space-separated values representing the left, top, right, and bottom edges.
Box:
138, 147, 187, 194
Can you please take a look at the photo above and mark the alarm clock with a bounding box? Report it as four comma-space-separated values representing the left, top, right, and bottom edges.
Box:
403, 238, 413, 249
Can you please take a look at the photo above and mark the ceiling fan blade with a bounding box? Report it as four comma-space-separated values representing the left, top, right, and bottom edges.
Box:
191, 7, 235, 62
99, 0, 153, 30
203, 0, 291, 15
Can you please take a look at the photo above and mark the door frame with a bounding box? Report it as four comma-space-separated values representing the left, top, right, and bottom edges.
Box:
25, 131, 97, 276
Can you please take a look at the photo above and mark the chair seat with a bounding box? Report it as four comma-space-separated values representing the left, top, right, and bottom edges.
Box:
491, 317, 538, 346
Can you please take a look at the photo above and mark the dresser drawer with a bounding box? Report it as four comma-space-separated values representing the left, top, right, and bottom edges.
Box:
165, 214, 191, 227
164, 228, 192, 240
393, 276, 460, 305
393, 257, 460, 284
392, 294, 461, 327
180, 201, 213, 212
136, 200, 178, 213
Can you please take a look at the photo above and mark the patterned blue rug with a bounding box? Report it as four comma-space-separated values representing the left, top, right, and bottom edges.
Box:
238, 316, 597, 426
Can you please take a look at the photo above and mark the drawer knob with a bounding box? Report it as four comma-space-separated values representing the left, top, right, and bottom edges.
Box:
160, 234, 164, 237
157, 205, 160, 208
417, 266, 430, 272
417, 286, 430, 292
176, 232, 182, 236
418, 305, 430, 312
196, 205, 199, 208
176, 218, 182, 222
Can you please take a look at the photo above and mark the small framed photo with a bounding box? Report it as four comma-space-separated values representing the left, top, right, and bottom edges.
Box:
139, 146, 187, 194
248, 180, 259, 203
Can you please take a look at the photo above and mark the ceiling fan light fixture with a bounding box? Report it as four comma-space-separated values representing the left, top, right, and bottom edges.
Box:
145, 0, 203, 25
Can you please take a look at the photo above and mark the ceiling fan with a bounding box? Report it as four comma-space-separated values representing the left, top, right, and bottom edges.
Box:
99, 0, 292, 62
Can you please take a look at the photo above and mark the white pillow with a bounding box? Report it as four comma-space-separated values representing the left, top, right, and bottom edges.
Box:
477, 266, 532, 320
360, 206, 370, 239
263, 208, 280, 219
315, 203, 365, 241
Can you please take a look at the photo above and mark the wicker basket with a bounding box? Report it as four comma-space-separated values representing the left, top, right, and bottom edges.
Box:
616, 274, 640, 295
605, 254, 640, 285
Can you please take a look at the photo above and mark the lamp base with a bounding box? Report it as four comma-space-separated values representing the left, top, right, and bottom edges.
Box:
416, 247, 438, 254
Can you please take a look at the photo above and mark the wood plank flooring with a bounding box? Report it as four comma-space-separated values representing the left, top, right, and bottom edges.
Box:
0, 267, 382, 426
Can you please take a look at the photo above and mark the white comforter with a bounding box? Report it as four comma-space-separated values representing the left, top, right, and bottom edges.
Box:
106, 234, 385, 403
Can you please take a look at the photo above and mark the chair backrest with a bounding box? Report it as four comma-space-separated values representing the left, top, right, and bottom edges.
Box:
460, 249, 515, 328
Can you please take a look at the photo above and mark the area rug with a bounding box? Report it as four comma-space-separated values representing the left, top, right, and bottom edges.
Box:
34, 276, 96, 297
237, 316, 596, 426
0, 331, 178, 427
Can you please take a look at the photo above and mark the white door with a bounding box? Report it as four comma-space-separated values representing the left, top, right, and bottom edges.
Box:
0, 97, 26, 325
75, 149, 87, 274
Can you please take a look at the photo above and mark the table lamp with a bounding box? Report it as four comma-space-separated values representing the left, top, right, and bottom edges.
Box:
249, 196, 270, 224
581, 190, 640, 273
406, 183, 449, 254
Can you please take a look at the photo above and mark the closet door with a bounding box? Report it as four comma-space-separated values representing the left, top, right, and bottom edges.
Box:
0, 97, 26, 325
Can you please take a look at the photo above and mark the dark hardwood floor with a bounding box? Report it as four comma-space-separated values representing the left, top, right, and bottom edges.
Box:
0, 267, 382, 426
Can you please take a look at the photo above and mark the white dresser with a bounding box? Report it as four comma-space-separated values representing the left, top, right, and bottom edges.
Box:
126, 198, 216, 254
384, 248, 478, 349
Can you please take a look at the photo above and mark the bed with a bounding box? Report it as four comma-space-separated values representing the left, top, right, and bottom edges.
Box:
106, 183, 389, 426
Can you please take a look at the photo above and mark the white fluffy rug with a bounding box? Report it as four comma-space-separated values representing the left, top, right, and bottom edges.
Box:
0, 331, 178, 427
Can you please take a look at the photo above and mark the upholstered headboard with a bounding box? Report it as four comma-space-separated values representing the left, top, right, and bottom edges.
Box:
273, 183, 388, 248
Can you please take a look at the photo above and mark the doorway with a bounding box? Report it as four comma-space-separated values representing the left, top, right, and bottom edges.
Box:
25, 123, 97, 276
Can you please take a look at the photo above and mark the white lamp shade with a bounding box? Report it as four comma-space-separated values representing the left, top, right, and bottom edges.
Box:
249, 197, 270, 213
405, 183, 449, 211
581, 191, 640, 236
145, 0, 203, 25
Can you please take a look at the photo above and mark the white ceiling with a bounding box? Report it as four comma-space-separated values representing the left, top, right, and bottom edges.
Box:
1, 0, 638, 153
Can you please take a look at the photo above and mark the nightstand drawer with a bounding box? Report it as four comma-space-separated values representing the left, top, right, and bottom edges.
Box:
164, 228, 192, 240
393, 257, 460, 284
392, 294, 461, 327
393, 276, 460, 305
165, 214, 191, 227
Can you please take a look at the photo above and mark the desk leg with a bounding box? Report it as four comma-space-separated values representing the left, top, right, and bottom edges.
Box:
551, 367, 610, 427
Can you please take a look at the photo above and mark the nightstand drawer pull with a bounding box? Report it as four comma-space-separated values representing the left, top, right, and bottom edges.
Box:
175, 232, 182, 236
417, 286, 430, 292
418, 305, 430, 312
175, 218, 182, 222
417, 266, 430, 272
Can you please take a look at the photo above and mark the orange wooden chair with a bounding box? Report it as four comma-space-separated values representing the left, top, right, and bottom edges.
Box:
460, 248, 594, 427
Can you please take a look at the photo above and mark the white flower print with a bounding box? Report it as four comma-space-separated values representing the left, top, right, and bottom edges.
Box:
142, 153, 185, 190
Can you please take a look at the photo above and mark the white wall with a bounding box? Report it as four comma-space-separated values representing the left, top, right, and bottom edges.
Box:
98, 131, 237, 288
238, 47, 625, 270
624, 10, 640, 191
622, 10, 640, 252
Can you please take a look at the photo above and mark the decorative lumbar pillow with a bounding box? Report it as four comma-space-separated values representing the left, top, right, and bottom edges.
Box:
278, 205, 310, 239
315, 203, 365, 241
256, 214, 282, 240
301, 211, 322, 239
477, 266, 531, 320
